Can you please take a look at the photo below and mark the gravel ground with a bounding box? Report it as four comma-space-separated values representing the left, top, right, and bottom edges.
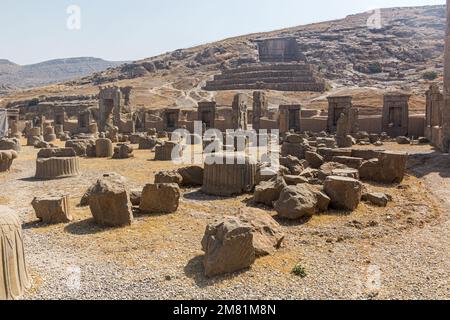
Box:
1, 141, 448, 300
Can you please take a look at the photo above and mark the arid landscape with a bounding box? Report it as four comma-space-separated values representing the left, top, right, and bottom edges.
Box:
0, 3, 449, 302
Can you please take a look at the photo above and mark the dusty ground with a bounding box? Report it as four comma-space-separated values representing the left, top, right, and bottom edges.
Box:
0, 140, 448, 300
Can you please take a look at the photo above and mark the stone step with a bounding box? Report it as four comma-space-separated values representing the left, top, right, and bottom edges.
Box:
208, 76, 320, 86
203, 81, 326, 92
214, 70, 317, 81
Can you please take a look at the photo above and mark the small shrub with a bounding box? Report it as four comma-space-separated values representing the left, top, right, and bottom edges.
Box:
423, 71, 438, 81
367, 62, 383, 74
292, 264, 307, 278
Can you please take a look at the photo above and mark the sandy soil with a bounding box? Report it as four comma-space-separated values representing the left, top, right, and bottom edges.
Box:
0, 141, 448, 300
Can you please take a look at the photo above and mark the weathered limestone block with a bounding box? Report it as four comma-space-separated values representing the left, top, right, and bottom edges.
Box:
332, 156, 364, 169
139, 183, 181, 214
138, 136, 159, 150
331, 168, 360, 180
274, 184, 329, 219
177, 166, 204, 186
253, 175, 287, 206
362, 192, 390, 207
130, 189, 142, 206
129, 134, 144, 144
0, 206, 32, 300
65, 139, 93, 157
359, 151, 408, 183
95, 138, 113, 158
237, 208, 285, 257
154, 170, 183, 185
112, 144, 134, 159
34, 139, 52, 149
351, 149, 384, 160
324, 176, 362, 211
155, 142, 183, 161
37, 148, 77, 158
0, 138, 21, 152
281, 142, 311, 159
43, 126, 56, 142
89, 173, 133, 227
279, 155, 305, 175
31, 194, 72, 224
201, 216, 255, 277
305, 151, 324, 169
0, 150, 18, 172
106, 126, 119, 143
35, 157, 80, 179
202, 154, 257, 196
396, 136, 411, 145
27, 127, 41, 147
283, 175, 309, 185
318, 162, 350, 181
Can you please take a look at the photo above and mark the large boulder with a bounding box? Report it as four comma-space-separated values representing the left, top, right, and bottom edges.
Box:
140, 183, 180, 214
324, 176, 362, 211
274, 184, 329, 219
253, 175, 287, 206
177, 166, 204, 186
362, 192, 390, 207
88, 173, 133, 227
237, 208, 285, 257
154, 170, 183, 185
31, 194, 72, 224
201, 216, 255, 277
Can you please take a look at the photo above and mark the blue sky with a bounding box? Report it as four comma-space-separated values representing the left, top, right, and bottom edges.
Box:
0, 0, 445, 65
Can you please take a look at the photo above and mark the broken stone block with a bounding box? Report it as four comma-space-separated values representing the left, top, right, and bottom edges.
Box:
201, 216, 255, 277
283, 175, 309, 186
332, 156, 364, 169
318, 162, 350, 181
31, 194, 72, 224
154, 170, 183, 185
138, 136, 159, 150
253, 175, 287, 206
396, 136, 411, 145
140, 183, 181, 214
95, 138, 113, 158
89, 173, 133, 227
359, 151, 408, 184
237, 208, 284, 257
0, 150, 18, 172
280, 155, 305, 175
112, 144, 134, 159
331, 168, 360, 180
324, 176, 363, 211
274, 184, 326, 219
129, 189, 142, 206
177, 166, 204, 186
362, 192, 390, 207
305, 151, 324, 169
0, 138, 21, 152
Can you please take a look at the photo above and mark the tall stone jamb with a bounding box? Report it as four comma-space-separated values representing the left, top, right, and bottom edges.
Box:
279, 105, 301, 134
231, 94, 248, 131
327, 96, 358, 134
252, 91, 268, 131
443, 0, 450, 151
382, 93, 410, 138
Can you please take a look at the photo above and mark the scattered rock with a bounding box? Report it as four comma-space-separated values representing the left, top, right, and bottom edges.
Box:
324, 176, 363, 211
140, 183, 181, 214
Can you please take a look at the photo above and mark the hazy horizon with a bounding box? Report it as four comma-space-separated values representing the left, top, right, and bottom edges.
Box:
0, 0, 445, 65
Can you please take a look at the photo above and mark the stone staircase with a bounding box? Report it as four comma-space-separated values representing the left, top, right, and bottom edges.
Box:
203, 63, 326, 92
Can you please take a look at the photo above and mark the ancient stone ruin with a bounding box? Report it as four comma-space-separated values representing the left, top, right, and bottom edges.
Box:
204, 37, 325, 92
0, 150, 18, 172
31, 194, 72, 224
382, 93, 410, 138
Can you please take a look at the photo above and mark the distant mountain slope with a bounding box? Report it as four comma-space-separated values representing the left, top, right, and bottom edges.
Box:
0, 57, 125, 92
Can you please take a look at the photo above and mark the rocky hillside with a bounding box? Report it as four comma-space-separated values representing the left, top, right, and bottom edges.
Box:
0, 5, 445, 113
0, 57, 125, 93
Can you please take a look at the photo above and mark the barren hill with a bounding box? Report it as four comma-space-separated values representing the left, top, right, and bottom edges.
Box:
0, 57, 125, 93
0, 5, 445, 114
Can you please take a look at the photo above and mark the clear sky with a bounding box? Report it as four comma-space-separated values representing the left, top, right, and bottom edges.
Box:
0, 0, 445, 65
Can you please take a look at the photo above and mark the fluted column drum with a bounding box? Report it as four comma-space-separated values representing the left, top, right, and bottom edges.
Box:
202, 154, 257, 196
0, 206, 32, 300
35, 157, 80, 179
